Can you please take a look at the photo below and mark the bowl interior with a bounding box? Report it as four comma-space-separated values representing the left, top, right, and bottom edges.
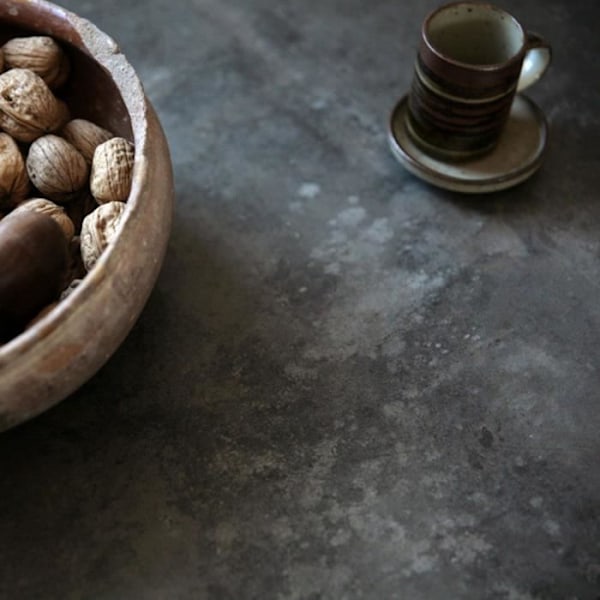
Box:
0, 21, 132, 140
0, 3, 136, 343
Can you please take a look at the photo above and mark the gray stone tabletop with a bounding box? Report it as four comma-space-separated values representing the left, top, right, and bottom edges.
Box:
1, 0, 599, 598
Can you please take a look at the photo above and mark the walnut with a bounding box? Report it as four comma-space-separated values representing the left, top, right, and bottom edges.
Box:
26, 134, 88, 203
0, 132, 29, 212
2, 36, 70, 89
12, 198, 75, 240
61, 119, 113, 164
80, 201, 127, 271
0, 68, 69, 142
90, 137, 134, 203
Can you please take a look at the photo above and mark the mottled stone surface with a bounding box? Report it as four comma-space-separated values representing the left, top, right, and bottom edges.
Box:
1, 0, 599, 598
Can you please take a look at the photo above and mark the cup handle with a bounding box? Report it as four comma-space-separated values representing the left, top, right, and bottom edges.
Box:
517, 32, 552, 93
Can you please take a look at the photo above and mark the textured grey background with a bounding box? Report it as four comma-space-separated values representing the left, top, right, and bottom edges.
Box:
1, 0, 599, 598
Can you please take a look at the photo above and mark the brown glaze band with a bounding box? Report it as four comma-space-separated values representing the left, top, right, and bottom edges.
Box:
418, 41, 525, 99
407, 61, 516, 157
416, 55, 520, 101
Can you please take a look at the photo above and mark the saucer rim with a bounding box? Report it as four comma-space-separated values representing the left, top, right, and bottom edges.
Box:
388, 94, 548, 194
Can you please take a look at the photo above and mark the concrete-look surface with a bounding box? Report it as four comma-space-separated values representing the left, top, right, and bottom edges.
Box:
1, 1, 599, 598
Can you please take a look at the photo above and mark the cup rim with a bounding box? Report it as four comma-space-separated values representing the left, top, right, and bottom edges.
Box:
422, 1, 527, 71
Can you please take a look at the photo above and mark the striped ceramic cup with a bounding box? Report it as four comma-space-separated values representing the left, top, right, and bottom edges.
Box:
406, 2, 551, 161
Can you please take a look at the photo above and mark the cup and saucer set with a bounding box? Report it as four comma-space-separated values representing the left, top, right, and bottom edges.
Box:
388, 1, 552, 193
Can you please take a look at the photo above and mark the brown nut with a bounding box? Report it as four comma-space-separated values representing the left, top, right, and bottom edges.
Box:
0, 132, 29, 212
12, 198, 75, 241
0, 68, 69, 142
61, 119, 113, 164
0, 210, 68, 341
2, 36, 70, 89
26, 134, 89, 203
80, 201, 127, 271
90, 137, 134, 203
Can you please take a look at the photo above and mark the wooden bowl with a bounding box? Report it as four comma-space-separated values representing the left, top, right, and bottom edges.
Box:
0, 0, 174, 430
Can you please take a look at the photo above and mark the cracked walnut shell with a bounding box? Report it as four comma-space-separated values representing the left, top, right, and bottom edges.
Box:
80, 201, 127, 271
90, 137, 134, 203
0, 132, 29, 212
26, 134, 88, 203
2, 36, 70, 89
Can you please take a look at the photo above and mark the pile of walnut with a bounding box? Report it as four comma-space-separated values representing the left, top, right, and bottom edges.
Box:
0, 35, 134, 343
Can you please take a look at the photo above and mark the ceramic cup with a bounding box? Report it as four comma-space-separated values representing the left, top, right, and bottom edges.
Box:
406, 1, 551, 161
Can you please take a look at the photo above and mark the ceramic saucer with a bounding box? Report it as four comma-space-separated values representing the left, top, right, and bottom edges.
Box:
388, 94, 548, 193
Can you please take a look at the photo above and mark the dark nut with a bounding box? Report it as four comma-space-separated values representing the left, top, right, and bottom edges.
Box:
0, 210, 68, 341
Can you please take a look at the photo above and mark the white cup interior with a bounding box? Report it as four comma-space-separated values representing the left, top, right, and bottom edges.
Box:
426, 3, 525, 66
